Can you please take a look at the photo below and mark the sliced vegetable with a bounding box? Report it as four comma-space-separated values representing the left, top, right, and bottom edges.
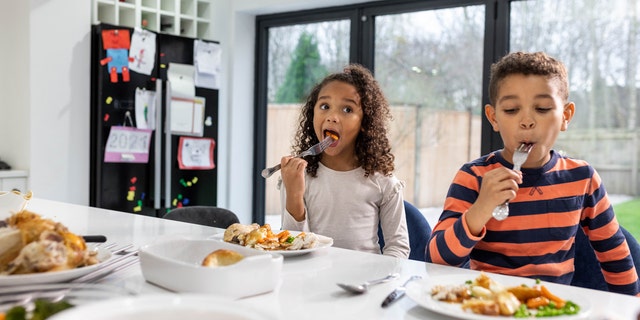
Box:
540, 285, 566, 308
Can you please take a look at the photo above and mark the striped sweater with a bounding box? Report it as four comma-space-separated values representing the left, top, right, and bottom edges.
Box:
426, 150, 640, 296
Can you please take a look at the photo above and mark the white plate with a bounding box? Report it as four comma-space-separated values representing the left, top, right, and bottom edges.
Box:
0, 283, 135, 313
405, 274, 591, 319
48, 294, 279, 320
0, 246, 112, 286
209, 231, 333, 257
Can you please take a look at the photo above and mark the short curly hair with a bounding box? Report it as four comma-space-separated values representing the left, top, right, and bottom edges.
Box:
488, 51, 569, 105
293, 63, 395, 178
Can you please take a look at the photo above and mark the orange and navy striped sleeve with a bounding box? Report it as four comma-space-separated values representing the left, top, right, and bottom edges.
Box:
425, 150, 640, 296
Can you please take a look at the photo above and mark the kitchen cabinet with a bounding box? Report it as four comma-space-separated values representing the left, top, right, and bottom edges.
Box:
0, 170, 29, 193
92, 0, 211, 39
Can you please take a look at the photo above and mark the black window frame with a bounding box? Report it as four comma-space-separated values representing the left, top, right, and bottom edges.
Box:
253, 0, 511, 224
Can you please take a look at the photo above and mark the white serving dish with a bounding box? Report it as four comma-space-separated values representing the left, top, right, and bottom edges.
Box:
139, 237, 283, 299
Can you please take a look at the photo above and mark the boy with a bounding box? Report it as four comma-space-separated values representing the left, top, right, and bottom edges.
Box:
425, 51, 639, 296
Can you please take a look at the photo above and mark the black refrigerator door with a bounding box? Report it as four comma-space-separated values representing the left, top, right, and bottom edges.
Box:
157, 34, 218, 211
90, 23, 159, 216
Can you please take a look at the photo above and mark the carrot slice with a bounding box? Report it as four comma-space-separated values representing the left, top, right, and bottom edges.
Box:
526, 296, 550, 309
540, 285, 566, 308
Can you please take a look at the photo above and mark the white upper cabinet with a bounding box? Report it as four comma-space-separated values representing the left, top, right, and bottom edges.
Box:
93, 0, 211, 39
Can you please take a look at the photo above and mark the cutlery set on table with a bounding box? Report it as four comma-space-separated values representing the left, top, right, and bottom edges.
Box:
337, 273, 423, 308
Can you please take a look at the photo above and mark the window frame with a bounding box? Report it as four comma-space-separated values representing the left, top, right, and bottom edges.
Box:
253, 0, 511, 223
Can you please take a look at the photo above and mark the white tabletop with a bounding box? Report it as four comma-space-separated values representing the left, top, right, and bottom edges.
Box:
21, 198, 640, 319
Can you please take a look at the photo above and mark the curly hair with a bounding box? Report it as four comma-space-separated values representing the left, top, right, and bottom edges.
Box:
292, 64, 395, 178
488, 51, 569, 105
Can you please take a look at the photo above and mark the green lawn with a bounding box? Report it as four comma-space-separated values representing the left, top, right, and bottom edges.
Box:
613, 197, 640, 241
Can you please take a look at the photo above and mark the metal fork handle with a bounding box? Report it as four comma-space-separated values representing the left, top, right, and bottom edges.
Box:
492, 203, 509, 221
261, 150, 313, 179
365, 273, 400, 286
261, 164, 282, 178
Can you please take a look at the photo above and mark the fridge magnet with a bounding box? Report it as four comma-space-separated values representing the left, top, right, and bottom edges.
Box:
129, 28, 156, 75
104, 126, 153, 163
177, 137, 215, 170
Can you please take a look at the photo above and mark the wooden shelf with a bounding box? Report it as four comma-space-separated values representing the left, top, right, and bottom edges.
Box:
92, 0, 211, 39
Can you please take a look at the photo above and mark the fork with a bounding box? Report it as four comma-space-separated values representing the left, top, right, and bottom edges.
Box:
491, 143, 533, 221
261, 135, 335, 178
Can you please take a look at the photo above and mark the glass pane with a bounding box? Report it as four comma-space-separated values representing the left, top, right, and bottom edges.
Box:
374, 6, 485, 213
265, 21, 350, 226
510, 0, 640, 195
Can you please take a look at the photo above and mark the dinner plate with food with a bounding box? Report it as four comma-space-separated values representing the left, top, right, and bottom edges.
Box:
0, 210, 112, 286
209, 223, 334, 257
405, 272, 591, 319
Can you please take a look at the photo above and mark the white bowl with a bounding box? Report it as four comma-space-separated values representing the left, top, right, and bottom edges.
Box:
139, 236, 283, 299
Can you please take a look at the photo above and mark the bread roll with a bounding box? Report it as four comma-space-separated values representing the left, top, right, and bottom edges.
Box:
201, 249, 244, 267
0, 227, 23, 270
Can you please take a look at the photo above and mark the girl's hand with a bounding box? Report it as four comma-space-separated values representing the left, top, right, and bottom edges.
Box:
280, 156, 307, 221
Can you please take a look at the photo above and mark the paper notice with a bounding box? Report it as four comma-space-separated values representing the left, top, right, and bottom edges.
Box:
168, 63, 196, 98
194, 40, 221, 89
134, 88, 156, 130
169, 96, 205, 137
129, 28, 156, 75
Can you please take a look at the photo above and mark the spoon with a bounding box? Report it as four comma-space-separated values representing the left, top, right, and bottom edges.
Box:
336, 273, 400, 294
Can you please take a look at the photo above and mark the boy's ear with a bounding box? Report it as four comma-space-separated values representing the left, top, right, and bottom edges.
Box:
484, 104, 499, 132
561, 102, 575, 131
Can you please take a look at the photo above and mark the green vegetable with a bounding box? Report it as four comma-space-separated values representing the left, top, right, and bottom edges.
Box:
6, 306, 27, 320
535, 300, 580, 317
3, 299, 74, 320
285, 236, 295, 243
31, 299, 74, 320
514, 304, 532, 318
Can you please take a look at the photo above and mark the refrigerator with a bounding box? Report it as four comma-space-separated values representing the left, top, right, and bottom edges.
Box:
90, 23, 219, 217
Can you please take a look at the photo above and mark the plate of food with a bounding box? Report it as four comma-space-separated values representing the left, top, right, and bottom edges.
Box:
405, 272, 591, 319
209, 223, 334, 257
0, 247, 111, 286
48, 294, 279, 320
0, 210, 112, 286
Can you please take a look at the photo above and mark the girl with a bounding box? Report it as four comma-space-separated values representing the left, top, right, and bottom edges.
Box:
279, 64, 409, 258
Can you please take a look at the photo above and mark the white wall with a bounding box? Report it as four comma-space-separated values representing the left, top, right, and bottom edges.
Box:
1, 0, 373, 224
0, 1, 30, 170
29, 0, 92, 204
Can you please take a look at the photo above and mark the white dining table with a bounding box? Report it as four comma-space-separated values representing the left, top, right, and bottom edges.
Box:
18, 198, 640, 319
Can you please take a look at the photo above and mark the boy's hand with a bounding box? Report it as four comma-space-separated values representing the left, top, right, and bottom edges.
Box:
466, 167, 523, 235
280, 156, 307, 221
478, 167, 523, 208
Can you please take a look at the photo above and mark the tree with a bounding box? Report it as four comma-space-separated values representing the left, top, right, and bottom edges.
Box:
274, 32, 327, 103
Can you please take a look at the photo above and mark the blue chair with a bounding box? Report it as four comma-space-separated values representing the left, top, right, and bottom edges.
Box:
571, 225, 640, 291
378, 200, 432, 261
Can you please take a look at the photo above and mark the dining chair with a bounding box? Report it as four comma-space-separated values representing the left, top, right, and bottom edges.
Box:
378, 200, 432, 261
571, 225, 640, 291
162, 206, 240, 229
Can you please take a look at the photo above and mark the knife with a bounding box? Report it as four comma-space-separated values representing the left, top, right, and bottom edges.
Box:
82, 235, 108, 243
381, 275, 422, 308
